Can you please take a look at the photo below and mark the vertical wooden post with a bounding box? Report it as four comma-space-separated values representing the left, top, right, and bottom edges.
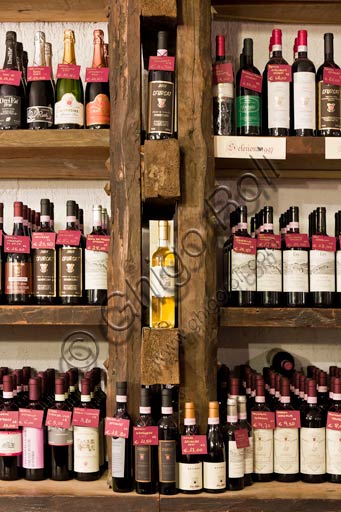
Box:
177, 0, 217, 429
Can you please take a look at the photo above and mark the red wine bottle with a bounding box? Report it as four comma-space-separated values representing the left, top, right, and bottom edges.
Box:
23, 378, 46, 481
317, 33, 340, 136
317, 370, 329, 421
203, 401, 226, 493
85, 205, 108, 305
213, 35, 234, 135
0, 202, 4, 301
270, 349, 295, 377
112, 381, 133, 492
135, 387, 157, 495
326, 377, 341, 483
158, 388, 178, 495
178, 402, 202, 494
0, 375, 21, 480
251, 377, 273, 482
223, 398, 244, 491
237, 395, 253, 486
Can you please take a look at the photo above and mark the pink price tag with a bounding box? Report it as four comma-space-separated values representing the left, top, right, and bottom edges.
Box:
19, 409, 44, 429
240, 70, 262, 93
133, 426, 159, 446
4, 235, 31, 254
327, 412, 341, 430
0, 69, 21, 86
285, 233, 310, 249
323, 68, 341, 87
72, 408, 100, 428
0, 230, 2, 247
27, 66, 51, 82
213, 62, 233, 85
56, 230, 81, 246
148, 56, 175, 72
233, 236, 257, 255
235, 428, 250, 449
181, 435, 208, 455
0, 411, 19, 429
268, 64, 292, 83
251, 411, 275, 429
56, 64, 81, 80
276, 410, 301, 429
257, 233, 281, 249
45, 409, 72, 429
312, 235, 336, 252
85, 67, 109, 83
86, 235, 110, 252
105, 417, 130, 438
32, 232, 56, 250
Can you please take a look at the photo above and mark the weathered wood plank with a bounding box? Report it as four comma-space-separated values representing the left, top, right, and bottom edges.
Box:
0, 0, 109, 21
141, 0, 177, 21
0, 306, 104, 326
142, 140, 180, 203
141, 327, 180, 384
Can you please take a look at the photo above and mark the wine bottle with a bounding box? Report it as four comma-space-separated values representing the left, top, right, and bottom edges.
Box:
111, 381, 134, 492
237, 395, 253, 486
55, 29, 84, 129
292, 30, 316, 136
236, 38, 262, 136
103, 44, 109, 68
23, 378, 46, 481
135, 387, 157, 495
147, 31, 175, 140
85, 205, 108, 305
317, 33, 340, 136
85, 29, 110, 129
0, 375, 21, 480
317, 370, 329, 421
213, 34, 234, 135
223, 398, 244, 491
102, 208, 108, 235
178, 402, 202, 494
50, 202, 55, 232
326, 377, 341, 483
270, 349, 295, 377
27, 31, 54, 129
158, 388, 178, 495
23, 50, 28, 85
0, 203, 4, 301
45, 42, 55, 92
251, 377, 274, 482
203, 401, 226, 493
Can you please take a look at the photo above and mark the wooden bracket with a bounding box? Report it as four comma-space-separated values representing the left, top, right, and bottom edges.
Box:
141, 327, 180, 384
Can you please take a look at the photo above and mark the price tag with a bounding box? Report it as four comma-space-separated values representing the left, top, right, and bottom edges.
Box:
327, 411, 341, 430
257, 233, 281, 249
213, 62, 233, 84
276, 410, 301, 428
0, 69, 21, 86
105, 417, 130, 438
268, 64, 292, 82
27, 66, 51, 81
133, 426, 158, 446
325, 138, 341, 159
285, 233, 310, 249
240, 70, 262, 93
214, 136, 286, 160
19, 409, 44, 429
181, 435, 207, 455
148, 56, 175, 72
312, 235, 336, 252
251, 411, 275, 429
32, 232, 56, 250
56, 230, 81, 246
4, 235, 31, 254
0, 411, 19, 429
45, 409, 72, 429
234, 428, 250, 448
86, 235, 110, 252
56, 64, 81, 80
72, 408, 100, 428
323, 68, 341, 87
233, 236, 257, 255
85, 67, 109, 83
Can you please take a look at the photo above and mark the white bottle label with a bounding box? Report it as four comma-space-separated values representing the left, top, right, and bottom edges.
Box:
178, 462, 202, 491
85, 249, 108, 290
294, 72, 316, 130
244, 436, 253, 474
213, 82, 234, 99
253, 429, 274, 474
203, 461, 226, 490
274, 428, 299, 474
74, 426, 99, 473
112, 437, 125, 478
326, 429, 341, 475
300, 427, 326, 475
55, 92, 84, 126
150, 265, 175, 298
23, 427, 44, 469
310, 250, 335, 292
257, 249, 282, 292
231, 251, 256, 292
228, 441, 244, 478
283, 250, 309, 293
336, 251, 341, 292
0, 430, 22, 456
268, 80, 290, 129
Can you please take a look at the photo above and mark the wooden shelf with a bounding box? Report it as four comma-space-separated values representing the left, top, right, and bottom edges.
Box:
0, 1, 109, 21
0, 306, 104, 326
0, 130, 109, 180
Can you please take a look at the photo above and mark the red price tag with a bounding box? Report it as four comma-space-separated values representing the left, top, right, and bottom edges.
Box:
285, 233, 310, 249
276, 410, 301, 429
312, 235, 336, 252
240, 70, 262, 93
4, 235, 31, 254
268, 64, 292, 83
233, 236, 257, 255
32, 232, 56, 250
56, 230, 81, 246
257, 233, 281, 249
85, 67, 109, 83
323, 68, 341, 87
0, 411, 19, 429
148, 56, 175, 72
86, 235, 110, 252
19, 409, 44, 429
0, 69, 21, 86
27, 66, 51, 81
213, 62, 233, 85
45, 409, 72, 429
56, 64, 81, 80
235, 428, 250, 448
105, 417, 130, 438
181, 435, 207, 455
251, 411, 275, 429
72, 408, 100, 428
327, 412, 341, 431
133, 426, 158, 446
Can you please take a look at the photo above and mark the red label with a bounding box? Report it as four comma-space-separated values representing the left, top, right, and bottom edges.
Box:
56, 230, 81, 246
27, 66, 51, 81
45, 409, 72, 429
181, 435, 208, 455
104, 417, 130, 438
19, 409, 44, 428
133, 426, 159, 446
56, 64, 81, 80
234, 428, 250, 448
0, 69, 21, 86
32, 232, 56, 250
285, 233, 310, 249
276, 410, 301, 428
257, 233, 281, 249
268, 64, 292, 82
233, 236, 257, 255
312, 235, 336, 252
251, 411, 275, 429
240, 70, 262, 93
0, 411, 19, 429
213, 62, 233, 85
85, 67, 109, 83
323, 68, 341, 87
327, 411, 341, 430
72, 408, 100, 428
148, 56, 175, 72
86, 235, 110, 252
4, 235, 31, 254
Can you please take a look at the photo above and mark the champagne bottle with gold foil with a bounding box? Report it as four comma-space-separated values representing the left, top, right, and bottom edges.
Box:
177, 402, 202, 494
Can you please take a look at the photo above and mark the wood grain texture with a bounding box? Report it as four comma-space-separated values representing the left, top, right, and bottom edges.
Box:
141, 328, 180, 384
0, 0, 109, 21
176, 0, 217, 430
0, 306, 104, 326
141, 0, 177, 21
142, 140, 180, 202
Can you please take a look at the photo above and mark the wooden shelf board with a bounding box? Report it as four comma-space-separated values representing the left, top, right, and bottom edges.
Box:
0, 306, 104, 326
0, 1, 109, 22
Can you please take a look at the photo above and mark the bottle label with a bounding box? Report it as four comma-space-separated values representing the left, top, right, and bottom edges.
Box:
203, 461, 226, 490
257, 248, 282, 292
135, 445, 151, 482
112, 436, 125, 478
318, 81, 340, 131
23, 427, 44, 469
326, 429, 341, 475
337, 251, 341, 292
213, 95, 233, 136
5, 261, 32, 295
85, 249, 108, 291
244, 436, 253, 474
150, 264, 175, 298
74, 426, 99, 473
48, 426, 73, 446
33, 249, 56, 297
236, 95, 261, 128
231, 250, 256, 292
253, 429, 274, 474
267, 80, 290, 129
86, 93, 110, 127
55, 93, 84, 126
59, 247, 82, 297
178, 462, 202, 491
159, 440, 176, 483
309, 250, 335, 292
0, 430, 22, 456
283, 250, 309, 293
293, 72, 316, 130
228, 440, 244, 478
300, 427, 326, 475
27, 106, 53, 126
0, 95, 21, 128
274, 428, 299, 474
147, 80, 174, 135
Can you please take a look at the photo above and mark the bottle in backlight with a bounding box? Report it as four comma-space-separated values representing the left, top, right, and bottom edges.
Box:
55, 29, 84, 129
326, 377, 341, 483
135, 387, 157, 495
0, 375, 21, 480
178, 402, 202, 494
85, 29, 110, 129
237, 395, 253, 486
85, 205, 108, 305
223, 398, 244, 491
112, 381, 133, 493
23, 378, 46, 481
317, 33, 340, 136
158, 388, 178, 495
150, 220, 175, 328
203, 401, 226, 493
251, 377, 273, 482
213, 35, 234, 135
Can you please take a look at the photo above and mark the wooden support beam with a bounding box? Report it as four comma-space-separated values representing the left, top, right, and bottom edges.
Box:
141, 0, 177, 21
141, 328, 180, 385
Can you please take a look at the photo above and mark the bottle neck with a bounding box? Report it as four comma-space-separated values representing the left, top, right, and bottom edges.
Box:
63, 39, 76, 65
298, 46, 308, 58
92, 41, 105, 68
245, 54, 253, 66
272, 45, 282, 58
33, 39, 46, 66
66, 216, 77, 230
3, 41, 17, 70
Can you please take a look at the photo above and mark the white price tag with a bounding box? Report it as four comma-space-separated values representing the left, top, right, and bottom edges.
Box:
325, 137, 341, 159
214, 136, 286, 160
